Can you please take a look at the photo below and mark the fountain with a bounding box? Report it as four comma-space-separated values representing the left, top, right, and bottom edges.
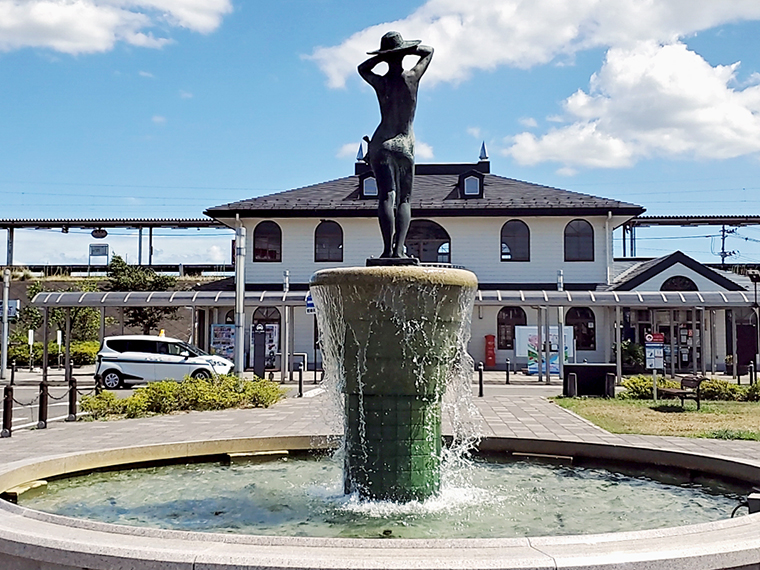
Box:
310, 265, 477, 501
309, 32, 479, 502
2, 31, 760, 570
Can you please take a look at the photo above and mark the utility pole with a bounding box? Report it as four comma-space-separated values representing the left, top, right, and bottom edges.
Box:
720, 225, 737, 267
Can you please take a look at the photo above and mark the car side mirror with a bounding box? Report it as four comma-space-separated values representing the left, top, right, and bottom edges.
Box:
180, 350, 190, 358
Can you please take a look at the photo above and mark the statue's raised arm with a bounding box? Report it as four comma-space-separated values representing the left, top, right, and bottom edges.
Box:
358, 32, 434, 262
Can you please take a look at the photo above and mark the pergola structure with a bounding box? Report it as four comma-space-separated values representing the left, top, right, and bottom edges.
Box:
31, 288, 759, 384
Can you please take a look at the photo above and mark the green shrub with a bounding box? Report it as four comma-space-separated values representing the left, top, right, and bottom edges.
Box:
699, 379, 743, 401
70, 341, 100, 366
80, 391, 125, 419
84, 375, 286, 421
124, 392, 149, 419
7, 341, 98, 367
744, 383, 760, 402
139, 381, 181, 414
619, 375, 679, 399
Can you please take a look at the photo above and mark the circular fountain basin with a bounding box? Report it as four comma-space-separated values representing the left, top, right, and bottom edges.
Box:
17, 453, 746, 539
2, 435, 760, 570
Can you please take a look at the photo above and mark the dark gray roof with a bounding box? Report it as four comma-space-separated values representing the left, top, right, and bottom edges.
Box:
609, 251, 745, 291
205, 162, 644, 219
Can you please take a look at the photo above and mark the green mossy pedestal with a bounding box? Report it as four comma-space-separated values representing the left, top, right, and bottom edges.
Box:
310, 266, 477, 502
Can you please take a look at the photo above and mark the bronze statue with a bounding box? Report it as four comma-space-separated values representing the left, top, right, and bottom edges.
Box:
359, 31, 433, 260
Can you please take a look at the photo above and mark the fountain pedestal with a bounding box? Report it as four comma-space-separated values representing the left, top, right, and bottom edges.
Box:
310, 266, 477, 501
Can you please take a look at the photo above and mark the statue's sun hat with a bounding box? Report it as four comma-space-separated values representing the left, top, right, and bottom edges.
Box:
367, 31, 421, 55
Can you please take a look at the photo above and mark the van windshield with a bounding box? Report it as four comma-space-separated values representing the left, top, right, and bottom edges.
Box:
179, 342, 208, 357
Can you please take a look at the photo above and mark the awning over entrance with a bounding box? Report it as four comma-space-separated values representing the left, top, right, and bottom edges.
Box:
32, 289, 755, 308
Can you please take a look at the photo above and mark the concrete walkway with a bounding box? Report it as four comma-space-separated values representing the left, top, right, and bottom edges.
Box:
3, 381, 760, 470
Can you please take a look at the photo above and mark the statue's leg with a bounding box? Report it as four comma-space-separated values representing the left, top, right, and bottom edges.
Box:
374, 163, 396, 258
391, 163, 413, 258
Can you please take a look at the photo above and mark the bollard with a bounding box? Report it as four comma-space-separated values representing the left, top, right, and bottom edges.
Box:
68, 361, 74, 384
749, 362, 755, 386
1, 385, 12, 438
505, 358, 510, 385
9, 361, 15, 387
605, 372, 616, 398
567, 372, 578, 397
94, 373, 103, 395
298, 362, 304, 398
66, 377, 77, 422
478, 362, 484, 398
37, 382, 48, 429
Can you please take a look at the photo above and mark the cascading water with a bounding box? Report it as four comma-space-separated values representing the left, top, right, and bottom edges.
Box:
310, 265, 479, 501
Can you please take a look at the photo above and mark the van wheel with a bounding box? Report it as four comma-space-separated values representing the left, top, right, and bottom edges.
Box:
102, 370, 123, 390
192, 369, 212, 380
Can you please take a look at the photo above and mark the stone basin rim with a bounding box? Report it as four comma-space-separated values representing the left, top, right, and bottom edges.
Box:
1, 434, 760, 569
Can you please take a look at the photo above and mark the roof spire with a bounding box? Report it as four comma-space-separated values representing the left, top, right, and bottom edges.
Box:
356, 142, 365, 162
479, 141, 489, 161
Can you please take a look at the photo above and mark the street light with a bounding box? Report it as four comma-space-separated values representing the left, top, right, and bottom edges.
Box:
748, 269, 760, 375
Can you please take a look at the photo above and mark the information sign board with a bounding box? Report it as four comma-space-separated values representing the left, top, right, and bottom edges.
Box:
0, 300, 19, 318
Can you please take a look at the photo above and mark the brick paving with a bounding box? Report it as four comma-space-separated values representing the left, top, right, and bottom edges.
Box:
2, 378, 760, 470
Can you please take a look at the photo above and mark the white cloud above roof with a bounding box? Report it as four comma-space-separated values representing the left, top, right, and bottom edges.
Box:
309, 0, 760, 170
505, 41, 760, 168
0, 0, 232, 54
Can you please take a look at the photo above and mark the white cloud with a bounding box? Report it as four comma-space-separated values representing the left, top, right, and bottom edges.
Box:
416, 141, 434, 160
152, 115, 166, 124
179, 90, 193, 99
337, 142, 361, 159
505, 42, 760, 168
139, 70, 154, 78
308, 0, 760, 169
518, 117, 538, 128
308, 1, 760, 88
467, 127, 481, 139
0, 0, 232, 54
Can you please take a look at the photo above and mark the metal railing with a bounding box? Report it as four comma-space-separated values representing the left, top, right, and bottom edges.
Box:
1, 362, 102, 438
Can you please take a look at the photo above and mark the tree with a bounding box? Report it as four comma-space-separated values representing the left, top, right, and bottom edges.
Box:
12, 280, 102, 343
107, 255, 179, 335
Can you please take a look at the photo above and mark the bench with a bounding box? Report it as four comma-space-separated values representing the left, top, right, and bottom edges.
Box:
657, 376, 705, 410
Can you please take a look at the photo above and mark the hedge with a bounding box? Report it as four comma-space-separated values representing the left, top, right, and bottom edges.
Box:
7, 341, 100, 367
80, 374, 286, 420
620, 375, 760, 402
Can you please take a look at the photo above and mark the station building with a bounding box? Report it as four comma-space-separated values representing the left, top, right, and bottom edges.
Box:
201, 156, 758, 377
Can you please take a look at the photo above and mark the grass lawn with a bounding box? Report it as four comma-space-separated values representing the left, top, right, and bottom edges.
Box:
554, 397, 760, 440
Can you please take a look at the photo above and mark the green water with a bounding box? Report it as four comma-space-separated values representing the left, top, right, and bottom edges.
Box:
20, 455, 745, 539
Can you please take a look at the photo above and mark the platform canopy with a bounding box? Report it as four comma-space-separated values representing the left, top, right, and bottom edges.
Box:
31, 289, 756, 309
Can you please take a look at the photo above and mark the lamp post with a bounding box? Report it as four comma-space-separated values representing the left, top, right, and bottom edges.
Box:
747, 269, 760, 374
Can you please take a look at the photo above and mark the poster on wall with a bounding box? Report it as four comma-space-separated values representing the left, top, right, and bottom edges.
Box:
210, 324, 235, 360
250, 324, 280, 369
515, 326, 574, 375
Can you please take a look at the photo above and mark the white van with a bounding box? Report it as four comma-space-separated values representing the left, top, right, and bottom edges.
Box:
95, 335, 234, 389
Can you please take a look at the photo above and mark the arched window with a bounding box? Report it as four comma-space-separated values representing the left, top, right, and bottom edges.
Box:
253, 221, 282, 262
405, 220, 451, 263
497, 307, 527, 350
566, 307, 596, 350
252, 307, 280, 327
660, 276, 698, 291
315, 220, 343, 262
564, 219, 594, 262
501, 220, 530, 261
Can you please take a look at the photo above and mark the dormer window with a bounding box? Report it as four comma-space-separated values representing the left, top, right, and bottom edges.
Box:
463, 176, 479, 196
362, 175, 378, 197
457, 169, 485, 198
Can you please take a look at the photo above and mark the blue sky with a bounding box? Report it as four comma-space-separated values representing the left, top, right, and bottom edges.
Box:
2, 0, 760, 266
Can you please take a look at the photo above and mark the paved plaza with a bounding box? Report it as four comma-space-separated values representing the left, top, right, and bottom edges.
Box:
3, 376, 760, 471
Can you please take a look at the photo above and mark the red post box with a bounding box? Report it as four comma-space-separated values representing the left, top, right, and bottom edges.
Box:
485, 334, 496, 368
